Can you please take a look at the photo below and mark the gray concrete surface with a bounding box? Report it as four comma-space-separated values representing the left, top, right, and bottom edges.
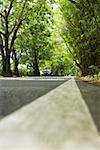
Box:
0, 77, 67, 118
0, 78, 100, 150
75, 79, 100, 134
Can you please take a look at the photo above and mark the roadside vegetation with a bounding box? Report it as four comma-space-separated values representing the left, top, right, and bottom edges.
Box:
0, 0, 100, 79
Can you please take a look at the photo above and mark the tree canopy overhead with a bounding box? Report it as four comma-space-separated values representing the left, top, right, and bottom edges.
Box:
60, 0, 100, 76
0, 0, 100, 77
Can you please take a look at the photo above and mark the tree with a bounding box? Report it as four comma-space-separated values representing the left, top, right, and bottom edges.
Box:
0, 0, 28, 76
60, 0, 100, 76
16, 0, 53, 76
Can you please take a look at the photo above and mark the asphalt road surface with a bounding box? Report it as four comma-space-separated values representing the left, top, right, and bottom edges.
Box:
0, 77, 68, 118
0, 77, 100, 150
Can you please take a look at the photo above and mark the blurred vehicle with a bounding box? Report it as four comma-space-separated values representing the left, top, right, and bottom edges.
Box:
41, 69, 52, 76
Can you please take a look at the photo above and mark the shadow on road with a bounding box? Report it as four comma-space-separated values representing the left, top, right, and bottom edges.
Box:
75, 79, 100, 135
0, 79, 70, 120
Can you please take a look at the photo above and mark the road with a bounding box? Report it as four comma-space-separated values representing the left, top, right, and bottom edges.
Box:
0, 77, 100, 150
0, 77, 68, 118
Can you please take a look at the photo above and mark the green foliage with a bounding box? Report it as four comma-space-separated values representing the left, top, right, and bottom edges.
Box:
15, 0, 79, 76
15, 0, 54, 71
18, 64, 28, 76
0, 0, 99, 77
59, 0, 100, 76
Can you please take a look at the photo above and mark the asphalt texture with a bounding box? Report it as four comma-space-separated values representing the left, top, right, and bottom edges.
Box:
0, 77, 67, 118
0, 77, 100, 150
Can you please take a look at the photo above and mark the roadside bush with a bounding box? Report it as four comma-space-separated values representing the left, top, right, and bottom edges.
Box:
18, 65, 28, 76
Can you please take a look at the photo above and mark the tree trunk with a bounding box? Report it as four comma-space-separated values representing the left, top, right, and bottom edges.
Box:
81, 66, 90, 76
0, 33, 5, 75
14, 59, 19, 77
0, 0, 26, 77
33, 51, 40, 76
78, 48, 91, 76
3, 56, 12, 77
3, 12, 12, 77
13, 49, 19, 77
2, 56, 6, 76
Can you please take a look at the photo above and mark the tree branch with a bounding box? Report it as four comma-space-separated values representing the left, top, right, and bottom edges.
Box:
8, 21, 17, 37
9, 1, 27, 50
7, 0, 15, 17
0, 31, 5, 36
17, 0, 27, 21
74, 59, 82, 69
0, 33, 4, 56
10, 19, 24, 51
9, 0, 27, 50
8, 0, 27, 37
0, 13, 5, 19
